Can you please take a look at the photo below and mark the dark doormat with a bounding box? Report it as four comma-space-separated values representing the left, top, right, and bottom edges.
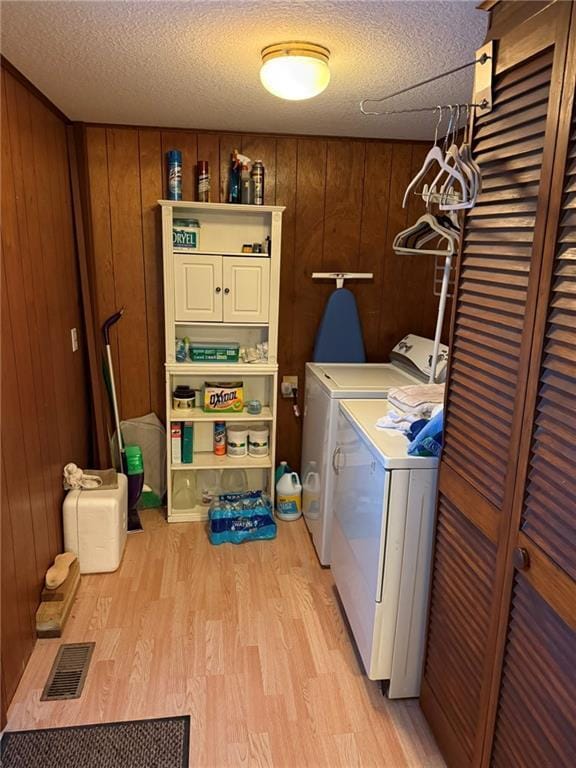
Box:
1, 715, 190, 768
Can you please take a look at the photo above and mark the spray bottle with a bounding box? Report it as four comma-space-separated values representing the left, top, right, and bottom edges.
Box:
228, 150, 252, 204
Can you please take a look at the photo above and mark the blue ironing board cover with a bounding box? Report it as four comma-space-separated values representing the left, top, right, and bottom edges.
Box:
313, 287, 366, 363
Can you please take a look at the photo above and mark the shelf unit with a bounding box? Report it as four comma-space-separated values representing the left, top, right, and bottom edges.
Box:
160, 201, 284, 523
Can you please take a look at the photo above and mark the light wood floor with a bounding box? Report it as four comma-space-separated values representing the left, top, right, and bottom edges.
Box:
8, 510, 444, 767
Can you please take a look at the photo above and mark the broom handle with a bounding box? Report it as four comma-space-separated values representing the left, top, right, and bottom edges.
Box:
106, 345, 124, 462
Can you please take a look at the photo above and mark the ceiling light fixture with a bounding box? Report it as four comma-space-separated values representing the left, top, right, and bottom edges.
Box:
260, 41, 330, 101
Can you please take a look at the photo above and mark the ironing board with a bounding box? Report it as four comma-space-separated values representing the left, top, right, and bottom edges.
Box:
313, 287, 366, 363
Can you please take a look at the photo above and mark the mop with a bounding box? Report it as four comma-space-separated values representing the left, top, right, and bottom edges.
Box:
102, 310, 144, 531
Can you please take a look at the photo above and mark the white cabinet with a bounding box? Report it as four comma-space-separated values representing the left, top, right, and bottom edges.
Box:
174, 254, 270, 324
174, 254, 222, 322
160, 201, 285, 523
222, 257, 270, 323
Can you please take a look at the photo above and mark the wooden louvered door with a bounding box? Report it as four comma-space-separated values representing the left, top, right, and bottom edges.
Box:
420, 4, 573, 767
488, 14, 576, 767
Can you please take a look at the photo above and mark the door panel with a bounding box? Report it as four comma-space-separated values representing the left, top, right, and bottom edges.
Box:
174, 254, 222, 322
222, 257, 270, 323
442, 46, 555, 509
520, 110, 576, 580
421, 4, 573, 766
491, 573, 576, 768
489, 23, 576, 767
423, 492, 497, 763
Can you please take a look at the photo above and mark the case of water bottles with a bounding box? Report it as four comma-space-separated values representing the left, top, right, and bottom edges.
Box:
208, 490, 276, 545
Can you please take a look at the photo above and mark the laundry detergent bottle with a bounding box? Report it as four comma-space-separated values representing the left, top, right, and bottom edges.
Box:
276, 472, 302, 521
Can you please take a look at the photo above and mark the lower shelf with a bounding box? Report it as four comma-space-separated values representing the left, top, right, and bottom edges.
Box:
171, 453, 272, 470
168, 505, 209, 523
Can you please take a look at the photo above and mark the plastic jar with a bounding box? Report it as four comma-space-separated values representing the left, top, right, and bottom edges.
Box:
226, 424, 248, 457
172, 385, 195, 410
248, 424, 269, 457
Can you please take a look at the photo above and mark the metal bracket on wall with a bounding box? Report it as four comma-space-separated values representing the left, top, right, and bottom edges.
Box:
474, 41, 494, 113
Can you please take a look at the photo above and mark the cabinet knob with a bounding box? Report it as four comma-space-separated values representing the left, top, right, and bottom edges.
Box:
513, 547, 530, 571
224, 288, 230, 295
215, 287, 221, 293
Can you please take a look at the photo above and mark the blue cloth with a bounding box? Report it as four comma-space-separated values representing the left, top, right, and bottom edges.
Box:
313, 288, 366, 363
406, 419, 429, 442
407, 410, 444, 457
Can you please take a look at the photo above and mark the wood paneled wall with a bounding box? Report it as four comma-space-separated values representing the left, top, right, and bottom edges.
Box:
80, 126, 448, 469
1, 67, 91, 717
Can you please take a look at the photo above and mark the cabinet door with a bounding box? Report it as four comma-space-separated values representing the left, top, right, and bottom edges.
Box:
174, 254, 222, 322
420, 5, 573, 767
222, 257, 270, 323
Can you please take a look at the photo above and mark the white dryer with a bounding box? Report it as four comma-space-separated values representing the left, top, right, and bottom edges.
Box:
301, 334, 447, 565
331, 399, 439, 698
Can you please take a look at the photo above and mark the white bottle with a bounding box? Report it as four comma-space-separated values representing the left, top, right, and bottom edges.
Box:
302, 462, 321, 520
276, 472, 302, 521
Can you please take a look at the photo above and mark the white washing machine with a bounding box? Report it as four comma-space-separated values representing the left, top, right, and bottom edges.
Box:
331, 399, 439, 697
301, 334, 448, 565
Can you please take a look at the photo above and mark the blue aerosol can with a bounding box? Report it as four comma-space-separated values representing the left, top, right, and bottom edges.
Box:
167, 150, 182, 200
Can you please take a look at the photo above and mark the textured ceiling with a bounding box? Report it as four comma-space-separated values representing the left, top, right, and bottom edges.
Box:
0, 0, 487, 140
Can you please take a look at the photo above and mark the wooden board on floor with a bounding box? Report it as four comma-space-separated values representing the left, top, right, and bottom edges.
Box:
41, 559, 80, 603
36, 561, 81, 638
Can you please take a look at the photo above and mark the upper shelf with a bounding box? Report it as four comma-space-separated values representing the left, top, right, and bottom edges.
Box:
158, 200, 286, 214
166, 362, 278, 375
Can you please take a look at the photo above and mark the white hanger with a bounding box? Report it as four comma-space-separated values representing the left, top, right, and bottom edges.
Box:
402, 106, 468, 209
438, 105, 481, 209
424, 106, 472, 210
393, 213, 458, 257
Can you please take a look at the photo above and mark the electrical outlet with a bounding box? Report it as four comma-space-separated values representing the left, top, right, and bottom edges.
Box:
70, 327, 79, 352
281, 375, 298, 398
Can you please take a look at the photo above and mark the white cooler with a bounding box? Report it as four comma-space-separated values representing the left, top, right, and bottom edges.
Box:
63, 473, 128, 574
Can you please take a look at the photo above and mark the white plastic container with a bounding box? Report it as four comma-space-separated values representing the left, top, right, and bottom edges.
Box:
227, 424, 248, 457
302, 462, 321, 520
172, 472, 196, 510
276, 471, 302, 521
63, 473, 128, 574
248, 424, 269, 457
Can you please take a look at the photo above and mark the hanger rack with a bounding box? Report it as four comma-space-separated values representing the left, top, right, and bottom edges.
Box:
360, 53, 492, 116
312, 272, 373, 289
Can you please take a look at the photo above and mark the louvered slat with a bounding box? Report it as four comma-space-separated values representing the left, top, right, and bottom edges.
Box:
424, 495, 497, 761
443, 52, 553, 507
521, 112, 576, 579
491, 577, 576, 767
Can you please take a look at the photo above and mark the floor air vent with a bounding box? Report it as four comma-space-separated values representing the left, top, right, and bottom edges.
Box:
41, 642, 95, 701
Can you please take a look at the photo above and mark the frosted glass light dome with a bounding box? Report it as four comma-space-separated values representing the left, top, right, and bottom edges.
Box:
260, 42, 330, 101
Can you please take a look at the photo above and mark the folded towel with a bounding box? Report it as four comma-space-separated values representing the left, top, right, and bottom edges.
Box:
387, 384, 445, 415
375, 408, 429, 434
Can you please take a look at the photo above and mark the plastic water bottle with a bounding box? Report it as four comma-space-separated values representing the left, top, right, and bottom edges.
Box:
276, 472, 302, 521
302, 462, 321, 520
